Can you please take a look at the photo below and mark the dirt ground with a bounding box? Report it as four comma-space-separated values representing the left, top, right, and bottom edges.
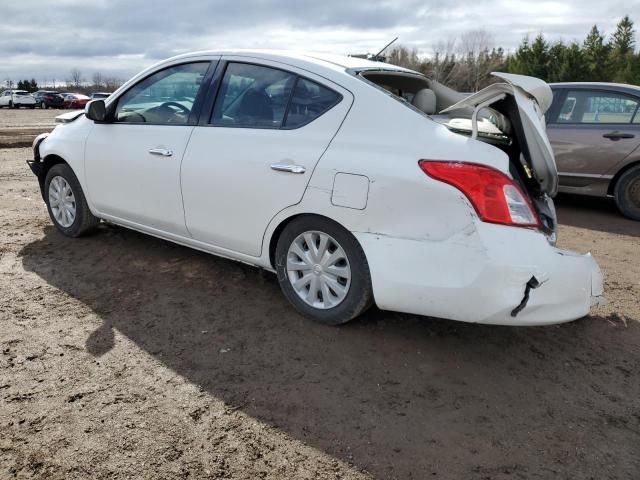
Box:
1, 109, 639, 479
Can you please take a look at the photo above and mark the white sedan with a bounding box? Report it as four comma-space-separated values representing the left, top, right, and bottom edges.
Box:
28, 50, 603, 326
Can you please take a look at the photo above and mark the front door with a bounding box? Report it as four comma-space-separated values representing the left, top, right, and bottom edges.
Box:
181, 59, 352, 257
84, 61, 213, 236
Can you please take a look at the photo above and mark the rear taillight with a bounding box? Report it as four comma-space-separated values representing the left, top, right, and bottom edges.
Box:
419, 160, 541, 228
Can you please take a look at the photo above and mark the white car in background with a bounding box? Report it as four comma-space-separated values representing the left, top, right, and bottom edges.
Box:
28, 51, 603, 326
0, 89, 36, 108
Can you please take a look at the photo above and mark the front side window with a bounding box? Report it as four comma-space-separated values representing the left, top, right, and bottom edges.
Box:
556, 90, 639, 124
212, 63, 295, 128
114, 62, 209, 125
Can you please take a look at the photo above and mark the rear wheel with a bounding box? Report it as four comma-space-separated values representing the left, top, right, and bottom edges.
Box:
275, 216, 373, 325
44, 163, 100, 237
614, 165, 640, 221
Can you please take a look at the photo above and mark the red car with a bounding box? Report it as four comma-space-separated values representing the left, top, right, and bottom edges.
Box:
63, 94, 90, 109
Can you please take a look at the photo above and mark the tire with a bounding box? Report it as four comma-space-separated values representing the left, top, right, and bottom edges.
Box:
44, 163, 100, 237
9, 101, 13, 108
275, 215, 373, 325
614, 165, 640, 221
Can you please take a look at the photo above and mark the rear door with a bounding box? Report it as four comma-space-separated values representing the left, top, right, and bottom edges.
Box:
547, 88, 640, 184
181, 58, 352, 257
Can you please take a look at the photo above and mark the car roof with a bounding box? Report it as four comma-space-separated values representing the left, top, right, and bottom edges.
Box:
159, 49, 419, 75
550, 82, 640, 96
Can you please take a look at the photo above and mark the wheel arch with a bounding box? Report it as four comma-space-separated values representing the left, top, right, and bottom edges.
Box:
608, 160, 640, 196
267, 212, 362, 270
36, 154, 69, 200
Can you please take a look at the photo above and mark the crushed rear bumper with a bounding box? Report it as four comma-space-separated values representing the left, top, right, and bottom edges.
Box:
355, 222, 604, 326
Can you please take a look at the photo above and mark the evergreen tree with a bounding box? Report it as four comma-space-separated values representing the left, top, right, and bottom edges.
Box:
556, 42, 589, 82
609, 15, 636, 83
583, 25, 610, 81
506, 37, 533, 75
528, 34, 551, 79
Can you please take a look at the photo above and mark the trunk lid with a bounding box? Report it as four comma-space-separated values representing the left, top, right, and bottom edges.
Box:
441, 72, 558, 197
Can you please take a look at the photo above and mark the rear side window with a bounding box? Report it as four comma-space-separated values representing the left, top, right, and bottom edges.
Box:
211, 62, 342, 129
556, 90, 639, 124
212, 63, 295, 128
284, 78, 341, 128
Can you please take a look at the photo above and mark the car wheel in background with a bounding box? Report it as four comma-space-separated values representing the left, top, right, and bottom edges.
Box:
44, 163, 100, 237
614, 165, 640, 221
275, 215, 374, 325
9, 101, 13, 108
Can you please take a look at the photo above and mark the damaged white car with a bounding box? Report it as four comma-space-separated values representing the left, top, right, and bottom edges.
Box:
28, 51, 603, 326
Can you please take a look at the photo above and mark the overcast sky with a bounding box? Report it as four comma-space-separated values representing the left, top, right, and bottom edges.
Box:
2, 0, 639, 84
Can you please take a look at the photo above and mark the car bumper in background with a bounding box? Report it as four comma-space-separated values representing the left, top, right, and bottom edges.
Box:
355, 222, 604, 326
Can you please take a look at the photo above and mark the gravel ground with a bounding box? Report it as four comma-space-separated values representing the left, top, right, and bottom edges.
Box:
1, 110, 639, 479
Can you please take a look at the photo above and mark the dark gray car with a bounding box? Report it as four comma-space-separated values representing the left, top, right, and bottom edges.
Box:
547, 82, 640, 220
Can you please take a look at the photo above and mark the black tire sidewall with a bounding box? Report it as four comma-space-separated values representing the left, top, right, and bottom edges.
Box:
614, 166, 640, 221
275, 216, 373, 325
44, 164, 93, 237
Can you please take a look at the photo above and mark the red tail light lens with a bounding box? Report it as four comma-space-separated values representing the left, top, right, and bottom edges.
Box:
419, 160, 541, 228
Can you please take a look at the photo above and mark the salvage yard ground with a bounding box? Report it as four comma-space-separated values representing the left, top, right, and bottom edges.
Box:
1, 109, 639, 479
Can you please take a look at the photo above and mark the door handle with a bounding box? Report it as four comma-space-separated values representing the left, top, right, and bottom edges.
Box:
270, 163, 306, 174
148, 148, 173, 157
603, 132, 635, 140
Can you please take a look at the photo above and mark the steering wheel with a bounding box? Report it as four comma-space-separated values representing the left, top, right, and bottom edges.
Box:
158, 101, 190, 114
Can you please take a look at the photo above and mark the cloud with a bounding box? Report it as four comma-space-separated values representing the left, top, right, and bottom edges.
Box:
1, 0, 638, 83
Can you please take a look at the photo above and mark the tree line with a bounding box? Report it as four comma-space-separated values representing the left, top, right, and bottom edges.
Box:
386, 15, 639, 92
4, 69, 123, 94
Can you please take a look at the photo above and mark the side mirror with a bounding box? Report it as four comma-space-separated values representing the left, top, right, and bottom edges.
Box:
85, 100, 107, 122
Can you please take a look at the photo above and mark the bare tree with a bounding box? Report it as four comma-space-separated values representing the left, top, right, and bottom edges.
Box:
70, 68, 83, 89
386, 45, 422, 71
456, 30, 496, 91
103, 76, 123, 92
92, 72, 104, 90
429, 39, 458, 85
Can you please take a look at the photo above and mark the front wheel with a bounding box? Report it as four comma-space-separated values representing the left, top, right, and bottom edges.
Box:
275, 216, 373, 325
44, 163, 100, 237
614, 165, 640, 221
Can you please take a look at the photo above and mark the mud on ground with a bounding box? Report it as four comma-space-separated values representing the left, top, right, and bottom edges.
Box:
1, 109, 639, 479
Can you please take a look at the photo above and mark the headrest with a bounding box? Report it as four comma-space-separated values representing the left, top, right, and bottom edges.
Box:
412, 88, 437, 115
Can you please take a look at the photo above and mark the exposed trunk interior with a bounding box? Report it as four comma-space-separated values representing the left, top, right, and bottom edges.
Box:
356, 69, 557, 238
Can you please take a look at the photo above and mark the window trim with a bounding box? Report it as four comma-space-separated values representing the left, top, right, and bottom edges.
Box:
105, 60, 217, 127
203, 60, 343, 131
548, 87, 640, 126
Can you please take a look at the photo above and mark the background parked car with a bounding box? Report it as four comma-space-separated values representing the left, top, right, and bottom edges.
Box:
33, 90, 65, 109
90, 92, 111, 99
547, 82, 640, 220
0, 89, 37, 108
63, 93, 90, 109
